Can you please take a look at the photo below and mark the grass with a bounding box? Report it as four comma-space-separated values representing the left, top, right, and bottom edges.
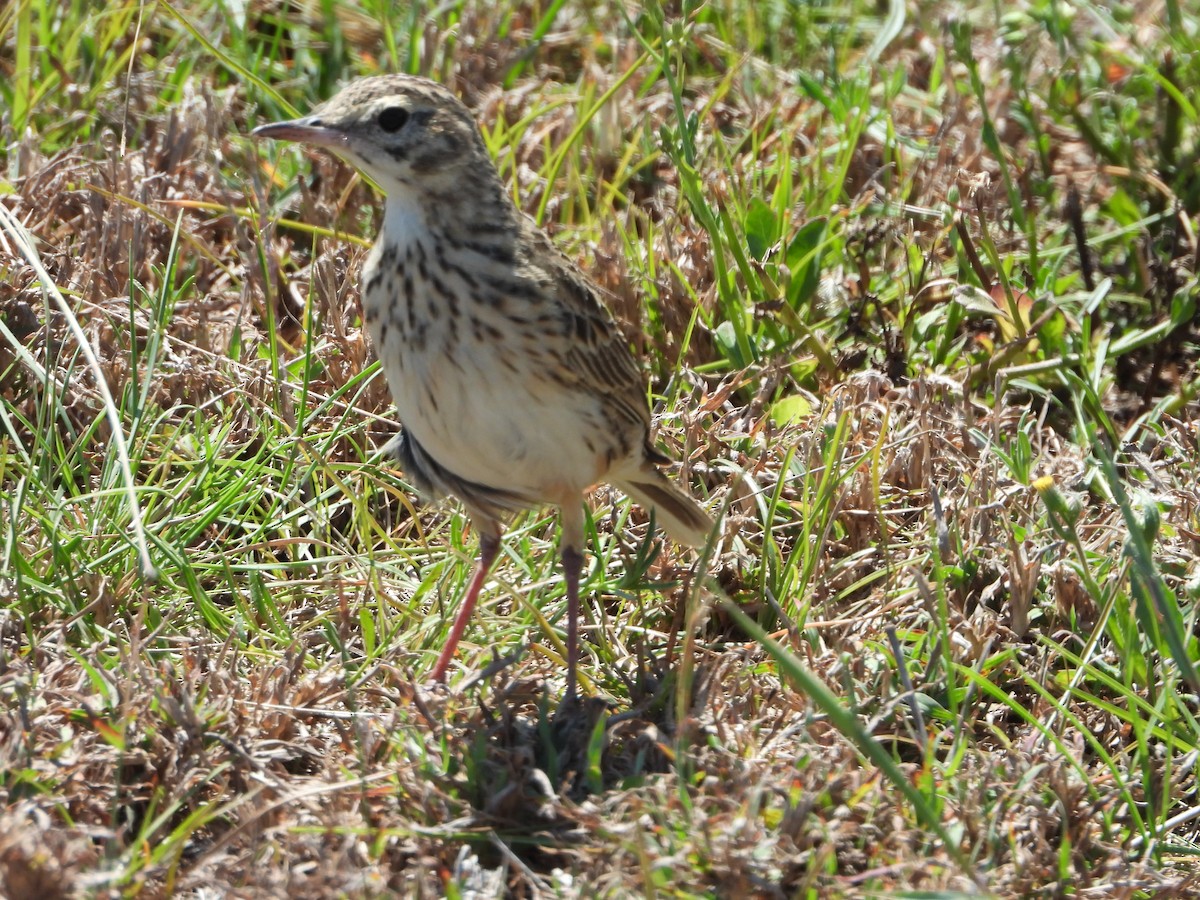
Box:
2, 0, 1200, 895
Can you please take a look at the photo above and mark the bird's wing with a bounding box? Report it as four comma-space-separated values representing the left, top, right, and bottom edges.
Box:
541, 237, 654, 439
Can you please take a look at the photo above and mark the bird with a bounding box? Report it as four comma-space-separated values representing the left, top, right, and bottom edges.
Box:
252, 75, 713, 697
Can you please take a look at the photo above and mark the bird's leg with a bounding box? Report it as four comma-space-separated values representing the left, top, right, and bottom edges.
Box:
431, 524, 501, 683
562, 545, 584, 699
559, 503, 587, 699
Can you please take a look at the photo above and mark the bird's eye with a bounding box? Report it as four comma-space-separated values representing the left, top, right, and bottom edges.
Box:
377, 107, 409, 133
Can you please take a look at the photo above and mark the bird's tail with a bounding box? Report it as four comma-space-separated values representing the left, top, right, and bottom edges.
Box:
615, 467, 714, 548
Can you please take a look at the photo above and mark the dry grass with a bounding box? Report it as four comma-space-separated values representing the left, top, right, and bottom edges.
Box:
3, 0, 1200, 896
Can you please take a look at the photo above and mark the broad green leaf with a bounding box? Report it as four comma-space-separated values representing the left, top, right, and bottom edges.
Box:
745, 196, 779, 261
786, 217, 827, 307
770, 393, 812, 427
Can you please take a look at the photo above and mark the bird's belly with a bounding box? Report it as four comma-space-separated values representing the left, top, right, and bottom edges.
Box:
362, 233, 618, 503
376, 326, 607, 501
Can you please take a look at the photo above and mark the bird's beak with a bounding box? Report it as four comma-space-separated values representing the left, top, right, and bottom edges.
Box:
251, 117, 349, 150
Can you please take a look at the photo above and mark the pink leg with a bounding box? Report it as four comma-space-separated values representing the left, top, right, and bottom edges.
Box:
431, 529, 501, 682
558, 502, 586, 699
562, 545, 583, 699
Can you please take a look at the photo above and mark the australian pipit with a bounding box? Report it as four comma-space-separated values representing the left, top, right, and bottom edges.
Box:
253, 75, 712, 696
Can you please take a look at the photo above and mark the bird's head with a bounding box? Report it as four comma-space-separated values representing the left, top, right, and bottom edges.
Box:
253, 75, 490, 198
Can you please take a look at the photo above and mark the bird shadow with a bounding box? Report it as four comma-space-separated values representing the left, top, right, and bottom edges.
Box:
412, 652, 684, 868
